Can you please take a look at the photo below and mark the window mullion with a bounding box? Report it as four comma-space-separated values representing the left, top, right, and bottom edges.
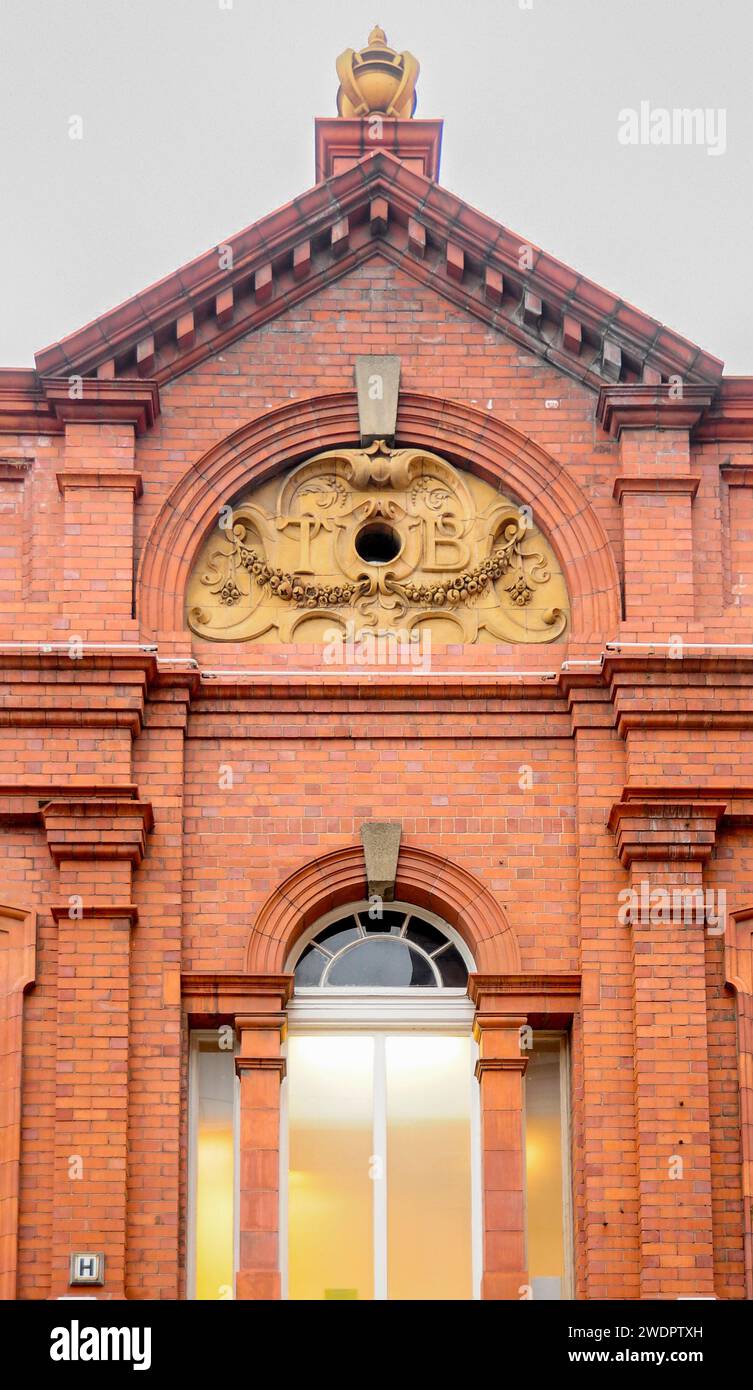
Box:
372, 1034, 388, 1300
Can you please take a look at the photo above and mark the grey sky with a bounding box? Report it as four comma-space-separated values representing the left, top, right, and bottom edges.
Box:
1, 0, 751, 371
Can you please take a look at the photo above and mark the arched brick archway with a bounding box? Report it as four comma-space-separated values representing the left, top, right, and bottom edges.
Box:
137, 390, 620, 642
244, 842, 520, 975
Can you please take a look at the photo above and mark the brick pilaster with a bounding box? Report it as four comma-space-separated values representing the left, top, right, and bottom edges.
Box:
234, 982, 292, 1301
610, 797, 724, 1298
0, 902, 36, 1300
57, 432, 141, 638
41, 377, 159, 643
597, 385, 711, 629
128, 686, 191, 1298
469, 980, 528, 1300
43, 796, 153, 1299
614, 472, 699, 622
570, 711, 640, 1299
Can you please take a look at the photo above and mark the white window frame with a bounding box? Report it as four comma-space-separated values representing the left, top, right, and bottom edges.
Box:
186, 1028, 239, 1301
281, 1020, 481, 1301
524, 1029, 574, 1301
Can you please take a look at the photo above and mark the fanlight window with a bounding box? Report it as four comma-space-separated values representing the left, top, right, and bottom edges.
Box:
293, 906, 469, 988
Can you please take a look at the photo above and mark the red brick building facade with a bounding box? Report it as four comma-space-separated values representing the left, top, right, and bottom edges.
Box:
1, 29, 752, 1302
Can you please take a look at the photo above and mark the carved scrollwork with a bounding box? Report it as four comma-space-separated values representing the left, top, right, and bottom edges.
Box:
187, 442, 569, 644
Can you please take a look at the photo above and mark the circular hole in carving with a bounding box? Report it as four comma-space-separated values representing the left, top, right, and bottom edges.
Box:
354, 521, 402, 565
358, 522, 405, 564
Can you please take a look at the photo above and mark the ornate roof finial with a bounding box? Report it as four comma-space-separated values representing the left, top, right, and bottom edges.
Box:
336, 27, 419, 119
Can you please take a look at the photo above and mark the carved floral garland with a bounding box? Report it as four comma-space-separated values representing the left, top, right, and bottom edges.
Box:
217, 522, 535, 611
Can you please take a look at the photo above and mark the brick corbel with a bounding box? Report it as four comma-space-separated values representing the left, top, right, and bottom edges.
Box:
50, 902, 139, 925
607, 798, 725, 866
612, 474, 700, 503
596, 384, 714, 437
0, 783, 142, 827
42, 797, 155, 866
56, 469, 143, 498
0, 458, 32, 483
721, 464, 753, 489
235, 1009, 288, 1079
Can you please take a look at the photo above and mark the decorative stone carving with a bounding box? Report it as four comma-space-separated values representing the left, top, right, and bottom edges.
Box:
187, 442, 569, 645
336, 27, 419, 119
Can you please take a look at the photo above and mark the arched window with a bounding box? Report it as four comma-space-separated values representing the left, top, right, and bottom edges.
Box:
292, 902, 470, 989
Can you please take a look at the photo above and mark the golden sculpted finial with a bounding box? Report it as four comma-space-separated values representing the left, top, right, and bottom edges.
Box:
336, 27, 419, 119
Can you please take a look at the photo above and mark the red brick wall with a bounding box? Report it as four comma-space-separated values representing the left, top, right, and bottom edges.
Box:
2, 255, 750, 1300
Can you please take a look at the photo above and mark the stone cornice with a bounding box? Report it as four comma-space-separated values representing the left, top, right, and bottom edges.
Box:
695, 381, 753, 441
0, 370, 61, 433
41, 378, 160, 434
468, 973, 580, 1026
4, 649, 753, 732
602, 657, 753, 735
180, 971, 294, 1023
0, 651, 157, 734
0, 372, 158, 437
597, 384, 714, 437
196, 671, 565, 701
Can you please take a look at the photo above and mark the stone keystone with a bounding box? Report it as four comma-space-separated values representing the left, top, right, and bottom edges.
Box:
360, 821, 401, 900
354, 355, 401, 445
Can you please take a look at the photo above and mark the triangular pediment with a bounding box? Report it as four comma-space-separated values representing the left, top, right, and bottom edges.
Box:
34, 151, 723, 391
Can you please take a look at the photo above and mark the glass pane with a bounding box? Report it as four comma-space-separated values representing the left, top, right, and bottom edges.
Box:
194, 1037, 235, 1300
288, 1036, 374, 1300
357, 908, 406, 935
525, 1037, 566, 1298
385, 1035, 473, 1299
436, 944, 469, 986
294, 943, 327, 986
314, 918, 360, 952
326, 937, 436, 987
404, 917, 450, 954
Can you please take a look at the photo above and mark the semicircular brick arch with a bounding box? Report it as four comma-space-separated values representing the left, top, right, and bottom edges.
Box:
245, 842, 520, 975
137, 390, 620, 641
